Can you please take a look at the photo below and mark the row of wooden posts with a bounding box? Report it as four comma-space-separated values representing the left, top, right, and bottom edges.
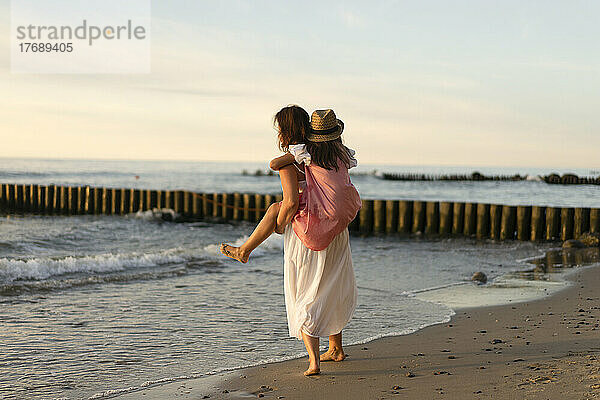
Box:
1, 183, 599, 242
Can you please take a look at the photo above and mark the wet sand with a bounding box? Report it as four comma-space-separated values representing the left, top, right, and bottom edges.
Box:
119, 262, 600, 400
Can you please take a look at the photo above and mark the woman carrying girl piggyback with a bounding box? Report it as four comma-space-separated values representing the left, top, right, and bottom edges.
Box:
221, 105, 361, 376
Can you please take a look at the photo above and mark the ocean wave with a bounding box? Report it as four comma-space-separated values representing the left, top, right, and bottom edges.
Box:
525, 174, 544, 182
0, 171, 49, 178
0, 230, 284, 287
0, 233, 284, 290
134, 208, 181, 222
0, 248, 191, 283
0, 265, 187, 296
0, 241, 15, 250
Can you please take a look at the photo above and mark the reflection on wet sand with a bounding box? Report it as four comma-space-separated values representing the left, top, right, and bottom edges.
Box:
516, 247, 600, 280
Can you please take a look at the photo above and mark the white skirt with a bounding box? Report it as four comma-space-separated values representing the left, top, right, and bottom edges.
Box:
283, 224, 357, 339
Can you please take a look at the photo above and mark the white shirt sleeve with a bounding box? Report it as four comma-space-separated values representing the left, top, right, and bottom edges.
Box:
347, 147, 358, 169
288, 143, 311, 166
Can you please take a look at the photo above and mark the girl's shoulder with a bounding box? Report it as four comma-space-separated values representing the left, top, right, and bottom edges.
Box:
289, 143, 311, 165
288, 143, 306, 153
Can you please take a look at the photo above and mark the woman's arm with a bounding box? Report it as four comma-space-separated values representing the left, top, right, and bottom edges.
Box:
274, 164, 299, 234
269, 153, 296, 171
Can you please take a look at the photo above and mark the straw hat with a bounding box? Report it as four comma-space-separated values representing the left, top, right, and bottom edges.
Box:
307, 109, 344, 142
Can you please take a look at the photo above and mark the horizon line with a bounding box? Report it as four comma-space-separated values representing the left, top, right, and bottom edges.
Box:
0, 155, 597, 172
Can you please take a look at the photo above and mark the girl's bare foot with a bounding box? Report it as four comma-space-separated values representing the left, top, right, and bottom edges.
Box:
304, 364, 320, 376
220, 244, 249, 263
320, 347, 346, 362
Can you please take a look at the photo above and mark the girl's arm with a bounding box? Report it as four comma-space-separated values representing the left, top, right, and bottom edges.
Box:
274, 165, 299, 234
269, 153, 296, 171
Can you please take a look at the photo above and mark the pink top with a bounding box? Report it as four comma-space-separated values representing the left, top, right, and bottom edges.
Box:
288, 145, 362, 251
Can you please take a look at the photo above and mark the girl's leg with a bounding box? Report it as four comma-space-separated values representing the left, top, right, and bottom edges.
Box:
301, 331, 320, 376
220, 202, 281, 263
320, 331, 346, 362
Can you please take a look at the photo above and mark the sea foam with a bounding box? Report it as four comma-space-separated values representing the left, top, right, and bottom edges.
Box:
0, 248, 189, 283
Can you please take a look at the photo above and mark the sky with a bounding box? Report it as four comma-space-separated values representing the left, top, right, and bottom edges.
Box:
0, 0, 599, 168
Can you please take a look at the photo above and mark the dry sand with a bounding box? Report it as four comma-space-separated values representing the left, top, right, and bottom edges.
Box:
119, 262, 600, 400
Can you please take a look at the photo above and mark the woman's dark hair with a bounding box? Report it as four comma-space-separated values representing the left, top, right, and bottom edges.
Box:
306, 138, 352, 171
274, 105, 311, 151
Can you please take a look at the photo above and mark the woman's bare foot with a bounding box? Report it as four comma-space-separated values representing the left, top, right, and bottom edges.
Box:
320, 347, 346, 362
220, 244, 249, 263
304, 364, 320, 376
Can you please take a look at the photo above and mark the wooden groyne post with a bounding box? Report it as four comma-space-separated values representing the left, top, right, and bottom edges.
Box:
0, 183, 598, 243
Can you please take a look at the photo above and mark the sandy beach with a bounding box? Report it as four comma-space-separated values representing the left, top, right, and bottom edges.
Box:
116, 249, 600, 400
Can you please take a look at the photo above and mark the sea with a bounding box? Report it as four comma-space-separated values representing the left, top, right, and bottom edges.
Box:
1, 158, 599, 400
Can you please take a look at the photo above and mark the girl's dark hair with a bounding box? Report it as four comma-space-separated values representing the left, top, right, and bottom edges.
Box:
305, 138, 352, 171
274, 105, 311, 151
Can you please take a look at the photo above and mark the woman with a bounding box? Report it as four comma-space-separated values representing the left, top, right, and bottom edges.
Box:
222, 106, 361, 376
281, 108, 361, 376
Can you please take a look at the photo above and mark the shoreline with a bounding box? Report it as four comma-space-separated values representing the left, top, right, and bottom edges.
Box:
115, 248, 600, 400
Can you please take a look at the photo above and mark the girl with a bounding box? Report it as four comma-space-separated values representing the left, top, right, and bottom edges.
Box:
219, 105, 309, 263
